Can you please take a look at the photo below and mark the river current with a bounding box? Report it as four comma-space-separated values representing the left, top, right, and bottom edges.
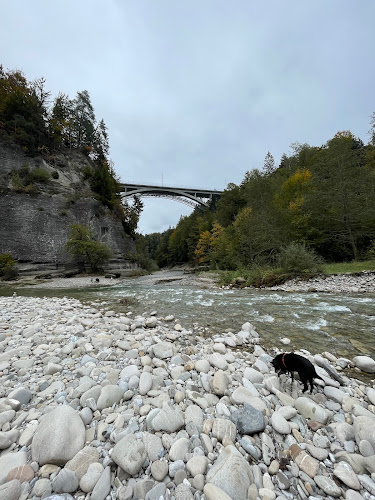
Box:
2, 271, 374, 359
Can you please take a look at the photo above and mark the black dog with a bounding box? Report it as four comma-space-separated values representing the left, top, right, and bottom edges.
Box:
271, 352, 324, 393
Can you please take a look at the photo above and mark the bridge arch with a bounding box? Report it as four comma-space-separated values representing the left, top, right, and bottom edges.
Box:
119, 183, 223, 208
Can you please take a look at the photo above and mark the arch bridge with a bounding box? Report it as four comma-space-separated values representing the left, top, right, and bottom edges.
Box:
119, 182, 223, 208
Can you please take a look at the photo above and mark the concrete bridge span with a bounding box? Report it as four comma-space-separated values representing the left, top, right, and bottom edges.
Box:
119, 182, 223, 208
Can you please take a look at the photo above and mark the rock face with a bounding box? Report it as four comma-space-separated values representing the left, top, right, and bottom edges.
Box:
31, 406, 85, 465
0, 142, 135, 270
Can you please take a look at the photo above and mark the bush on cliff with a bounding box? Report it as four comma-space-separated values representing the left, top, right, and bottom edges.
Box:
66, 224, 112, 272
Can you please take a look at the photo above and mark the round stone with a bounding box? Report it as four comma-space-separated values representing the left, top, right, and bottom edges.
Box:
151, 460, 168, 481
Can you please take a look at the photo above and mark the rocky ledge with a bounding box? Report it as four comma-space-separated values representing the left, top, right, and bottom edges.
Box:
0, 295, 375, 500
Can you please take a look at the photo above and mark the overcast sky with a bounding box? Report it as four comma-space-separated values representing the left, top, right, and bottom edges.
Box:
1, 1, 375, 233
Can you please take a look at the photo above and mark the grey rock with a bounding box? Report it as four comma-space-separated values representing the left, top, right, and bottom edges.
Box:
0, 479, 21, 500
80, 462, 103, 493
7, 387, 32, 405
169, 459, 185, 478
145, 482, 166, 500
153, 342, 174, 359
148, 402, 184, 432
231, 403, 265, 435
31, 405, 85, 466
174, 483, 194, 500
65, 446, 100, 479
353, 415, 375, 450
212, 418, 237, 442
169, 437, 189, 462
295, 396, 332, 424
206, 445, 253, 500
91, 466, 111, 500
0, 451, 27, 485
151, 460, 168, 481
359, 439, 375, 457
112, 434, 146, 474
139, 372, 153, 395
333, 461, 361, 490
52, 468, 79, 493
353, 356, 375, 373
142, 432, 163, 462
358, 474, 375, 496
314, 475, 342, 497
240, 437, 262, 460
96, 384, 124, 410
0, 428, 19, 450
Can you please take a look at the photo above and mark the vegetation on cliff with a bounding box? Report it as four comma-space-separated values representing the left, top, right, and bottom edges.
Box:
0, 65, 123, 213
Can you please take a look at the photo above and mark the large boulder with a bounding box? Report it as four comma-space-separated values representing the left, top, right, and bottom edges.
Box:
353, 356, 375, 373
31, 406, 85, 466
206, 445, 253, 500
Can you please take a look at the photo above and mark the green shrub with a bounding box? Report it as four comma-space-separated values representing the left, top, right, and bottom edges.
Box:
29, 168, 50, 183
0, 253, 18, 280
11, 171, 24, 191
60, 210, 68, 216
83, 165, 93, 180
51, 171, 59, 179
276, 242, 324, 274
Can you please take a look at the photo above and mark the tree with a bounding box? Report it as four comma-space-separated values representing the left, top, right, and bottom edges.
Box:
93, 119, 109, 160
66, 224, 112, 271
0, 253, 18, 280
369, 111, 375, 146
0, 67, 49, 154
71, 90, 96, 149
306, 131, 373, 260
49, 92, 74, 148
122, 195, 144, 236
263, 151, 276, 175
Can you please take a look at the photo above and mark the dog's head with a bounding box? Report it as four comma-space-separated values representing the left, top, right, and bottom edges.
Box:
271, 353, 284, 370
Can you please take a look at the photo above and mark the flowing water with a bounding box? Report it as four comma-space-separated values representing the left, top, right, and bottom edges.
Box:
1, 271, 374, 359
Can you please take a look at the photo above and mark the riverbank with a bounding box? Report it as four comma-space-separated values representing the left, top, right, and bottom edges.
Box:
2, 269, 375, 295
0, 295, 374, 499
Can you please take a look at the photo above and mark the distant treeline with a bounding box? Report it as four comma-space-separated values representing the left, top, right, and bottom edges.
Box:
0, 65, 121, 211
141, 125, 375, 268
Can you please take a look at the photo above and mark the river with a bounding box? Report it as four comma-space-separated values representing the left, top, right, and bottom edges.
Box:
1, 270, 374, 359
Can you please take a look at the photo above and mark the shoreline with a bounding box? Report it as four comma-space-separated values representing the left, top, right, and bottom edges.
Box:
0, 294, 374, 499
2, 269, 375, 294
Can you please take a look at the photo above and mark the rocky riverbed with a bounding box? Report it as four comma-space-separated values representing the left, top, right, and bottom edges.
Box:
266, 272, 375, 294
0, 295, 375, 500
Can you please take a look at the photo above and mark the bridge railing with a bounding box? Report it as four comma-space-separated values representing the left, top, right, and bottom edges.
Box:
119, 180, 223, 192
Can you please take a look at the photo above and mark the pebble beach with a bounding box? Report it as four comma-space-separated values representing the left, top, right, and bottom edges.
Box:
0, 292, 375, 500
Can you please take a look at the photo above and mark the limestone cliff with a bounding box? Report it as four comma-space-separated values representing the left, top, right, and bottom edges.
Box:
0, 142, 135, 272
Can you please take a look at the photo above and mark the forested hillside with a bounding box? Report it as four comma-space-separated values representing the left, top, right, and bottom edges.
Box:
142, 126, 375, 271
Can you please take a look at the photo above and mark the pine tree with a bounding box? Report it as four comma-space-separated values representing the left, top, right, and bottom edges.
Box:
263, 151, 276, 175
